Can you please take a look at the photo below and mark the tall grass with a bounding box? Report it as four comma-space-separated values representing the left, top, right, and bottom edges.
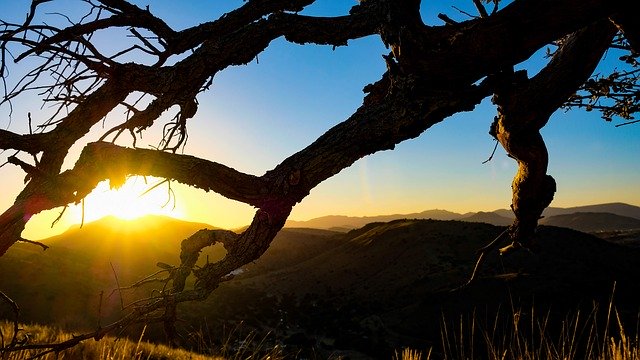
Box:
0, 321, 291, 360
3, 304, 640, 359
413, 302, 640, 360
0, 322, 223, 360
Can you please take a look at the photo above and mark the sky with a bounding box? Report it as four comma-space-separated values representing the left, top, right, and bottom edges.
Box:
1, 0, 639, 239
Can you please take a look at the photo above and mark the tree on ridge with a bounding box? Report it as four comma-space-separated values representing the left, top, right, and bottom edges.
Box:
0, 0, 638, 350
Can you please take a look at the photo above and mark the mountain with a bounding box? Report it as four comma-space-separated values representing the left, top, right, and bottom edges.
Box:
0, 216, 343, 331
43, 215, 225, 276
0, 215, 223, 329
287, 203, 640, 230
459, 211, 513, 226
494, 202, 640, 220
285, 209, 462, 229
540, 212, 640, 232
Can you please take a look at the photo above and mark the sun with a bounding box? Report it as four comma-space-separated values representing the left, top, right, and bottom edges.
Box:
70, 176, 185, 223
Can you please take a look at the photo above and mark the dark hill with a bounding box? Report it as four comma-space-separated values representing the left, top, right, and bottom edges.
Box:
459, 211, 512, 226
284, 209, 462, 229
192, 219, 640, 357
222, 219, 640, 302
494, 202, 640, 220
540, 212, 640, 232
545, 202, 640, 219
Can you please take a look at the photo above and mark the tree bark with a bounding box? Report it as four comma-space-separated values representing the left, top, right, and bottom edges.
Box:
492, 21, 617, 249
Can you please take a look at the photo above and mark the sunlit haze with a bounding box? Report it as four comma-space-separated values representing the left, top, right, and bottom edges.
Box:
3, 1, 640, 240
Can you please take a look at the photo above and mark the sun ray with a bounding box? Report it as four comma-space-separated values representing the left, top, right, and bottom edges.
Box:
69, 176, 185, 223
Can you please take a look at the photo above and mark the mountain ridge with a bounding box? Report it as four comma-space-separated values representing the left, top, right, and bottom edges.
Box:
286, 202, 640, 230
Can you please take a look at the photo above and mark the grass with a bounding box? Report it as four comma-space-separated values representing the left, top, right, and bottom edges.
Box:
2, 302, 639, 360
408, 301, 640, 360
0, 322, 223, 360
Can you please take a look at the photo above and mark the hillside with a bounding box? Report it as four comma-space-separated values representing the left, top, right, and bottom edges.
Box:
3, 215, 640, 357
285, 209, 462, 229
494, 202, 640, 220
540, 212, 640, 232
0, 215, 222, 329
459, 211, 513, 226
191, 219, 640, 356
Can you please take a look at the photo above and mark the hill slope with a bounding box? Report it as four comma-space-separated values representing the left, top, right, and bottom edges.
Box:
0, 215, 220, 328
540, 212, 640, 232
193, 219, 640, 357
285, 209, 462, 229
494, 202, 640, 220
459, 211, 513, 226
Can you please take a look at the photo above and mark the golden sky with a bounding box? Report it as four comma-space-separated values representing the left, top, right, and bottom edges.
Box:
2, 1, 639, 240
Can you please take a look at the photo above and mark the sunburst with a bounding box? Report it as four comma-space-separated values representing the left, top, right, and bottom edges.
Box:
70, 176, 184, 223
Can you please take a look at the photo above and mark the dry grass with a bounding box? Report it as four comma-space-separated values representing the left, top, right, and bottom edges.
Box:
3, 302, 640, 360
395, 347, 432, 360
433, 302, 640, 360
0, 321, 289, 360
0, 322, 223, 360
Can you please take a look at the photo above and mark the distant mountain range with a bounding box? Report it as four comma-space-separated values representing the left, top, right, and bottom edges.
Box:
284, 209, 463, 230
540, 212, 640, 232
286, 202, 640, 233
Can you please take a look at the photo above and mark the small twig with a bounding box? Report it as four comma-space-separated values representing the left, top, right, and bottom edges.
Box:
17, 238, 49, 251
615, 118, 640, 127
0, 290, 20, 349
128, 27, 161, 55
96, 291, 103, 330
437, 13, 458, 25
139, 178, 169, 197
108, 268, 172, 298
110, 262, 125, 311
50, 205, 67, 227
482, 140, 500, 164
80, 198, 85, 228
452, 5, 477, 19
454, 227, 511, 290
490, 1, 499, 15
472, 0, 489, 18
476, 227, 511, 255
163, 180, 176, 210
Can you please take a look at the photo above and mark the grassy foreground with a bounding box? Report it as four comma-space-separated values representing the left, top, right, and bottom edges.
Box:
2, 305, 640, 360
0, 322, 223, 360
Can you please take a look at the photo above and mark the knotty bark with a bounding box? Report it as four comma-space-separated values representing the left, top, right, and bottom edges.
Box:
492, 21, 617, 249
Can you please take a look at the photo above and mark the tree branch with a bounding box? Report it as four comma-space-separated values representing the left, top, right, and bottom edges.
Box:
491, 20, 616, 248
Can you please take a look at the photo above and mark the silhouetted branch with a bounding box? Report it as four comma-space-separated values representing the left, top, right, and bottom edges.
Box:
0, 290, 21, 350
16, 238, 49, 251
0, 0, 636, 353
456, 227, 510, 289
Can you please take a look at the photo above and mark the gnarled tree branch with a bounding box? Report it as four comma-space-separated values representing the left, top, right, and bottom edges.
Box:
1, 0, 637, 352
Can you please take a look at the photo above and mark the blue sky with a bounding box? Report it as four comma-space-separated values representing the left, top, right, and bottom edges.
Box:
1, 1, 639, 238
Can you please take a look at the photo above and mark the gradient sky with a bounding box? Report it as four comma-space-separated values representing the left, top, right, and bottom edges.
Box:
1, 0, 639, 239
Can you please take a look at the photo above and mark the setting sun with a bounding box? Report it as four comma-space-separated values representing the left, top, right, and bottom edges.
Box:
69, 176, 185, 223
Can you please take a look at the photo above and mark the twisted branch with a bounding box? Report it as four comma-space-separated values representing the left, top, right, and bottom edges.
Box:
0, 0, 634, 352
